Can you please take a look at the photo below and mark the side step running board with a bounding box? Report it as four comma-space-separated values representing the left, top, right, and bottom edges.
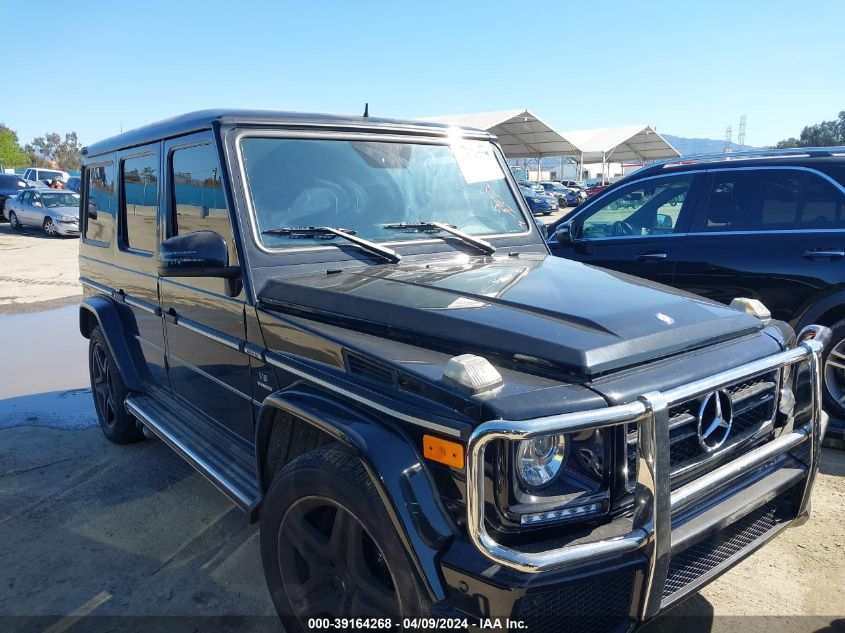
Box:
125, 394, 261, 513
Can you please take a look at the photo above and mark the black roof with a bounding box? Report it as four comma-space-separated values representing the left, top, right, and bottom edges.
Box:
83, 109, 483, 157
633, 153, 845, 179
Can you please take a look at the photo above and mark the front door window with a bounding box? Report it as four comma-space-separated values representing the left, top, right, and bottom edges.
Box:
578, 175, 695, 239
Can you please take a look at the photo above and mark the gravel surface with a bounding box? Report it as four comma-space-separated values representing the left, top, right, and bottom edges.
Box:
0, 223, 81, 312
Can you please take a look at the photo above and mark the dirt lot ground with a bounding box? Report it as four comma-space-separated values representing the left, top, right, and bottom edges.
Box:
0, 219, 842, 632
0, 223, 81, 313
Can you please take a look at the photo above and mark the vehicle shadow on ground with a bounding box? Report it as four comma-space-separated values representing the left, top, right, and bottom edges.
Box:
819, 447, 845, 476
0, 421, 277, 625
640, 593, 716, 632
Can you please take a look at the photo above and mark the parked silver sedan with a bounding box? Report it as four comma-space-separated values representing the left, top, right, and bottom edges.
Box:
6, 189, 81, 237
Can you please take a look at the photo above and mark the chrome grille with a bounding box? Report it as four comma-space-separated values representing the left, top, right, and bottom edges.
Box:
626, 371, 780, 488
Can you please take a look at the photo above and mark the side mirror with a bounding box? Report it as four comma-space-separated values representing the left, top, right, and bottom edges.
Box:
159, 231, 239, 279
656, 213, 673, 230
554, 222, 574, 245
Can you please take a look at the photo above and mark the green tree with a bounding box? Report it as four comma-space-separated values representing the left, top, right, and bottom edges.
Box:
25, 131, 83, 171
775, 111, 845, 148
0, 124, 28, 169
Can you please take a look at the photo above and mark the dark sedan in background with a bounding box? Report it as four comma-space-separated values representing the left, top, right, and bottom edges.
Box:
519, 184, 558, 215
539, 181, 581, 207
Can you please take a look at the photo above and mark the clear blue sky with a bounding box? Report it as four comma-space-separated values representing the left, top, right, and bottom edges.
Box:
4, 0, 843, 148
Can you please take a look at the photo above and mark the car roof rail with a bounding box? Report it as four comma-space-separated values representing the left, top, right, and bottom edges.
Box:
632, 145, 845, 178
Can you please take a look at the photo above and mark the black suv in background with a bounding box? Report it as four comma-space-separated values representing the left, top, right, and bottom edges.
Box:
549, 148, 845, 442
0, 173, 29, 217
79, 112, 830, 631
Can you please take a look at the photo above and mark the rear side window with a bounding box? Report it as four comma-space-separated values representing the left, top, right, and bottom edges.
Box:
800, 174, 844, 225
697, 169, 845, 231
170, 143, 234, 260
121, 153, 159, 253
84, 163, 115, 245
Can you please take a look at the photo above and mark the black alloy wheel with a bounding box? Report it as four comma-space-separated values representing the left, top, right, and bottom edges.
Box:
260, 446, 430, 631
91, 337, 117, 429
88, 326, 145, 444
277, 497, 401, 618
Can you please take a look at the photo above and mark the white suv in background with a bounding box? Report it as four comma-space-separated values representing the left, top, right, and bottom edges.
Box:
22, 167, 70, 184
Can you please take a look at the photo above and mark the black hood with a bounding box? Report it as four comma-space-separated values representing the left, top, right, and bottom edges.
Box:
258, 253, 763, 380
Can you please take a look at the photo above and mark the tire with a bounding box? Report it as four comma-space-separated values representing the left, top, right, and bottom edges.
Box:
43, 217, 57, 237
822, 318, 845, 422
260, 446, 429, 631
88, 326, 145, 444
8, 212, 21, 230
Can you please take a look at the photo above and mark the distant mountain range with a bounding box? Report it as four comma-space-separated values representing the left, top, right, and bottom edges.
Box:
661, 134, 764, 156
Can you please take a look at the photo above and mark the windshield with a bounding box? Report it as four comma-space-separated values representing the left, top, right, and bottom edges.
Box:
240, 137, 529, 250
40, 192, 80, 208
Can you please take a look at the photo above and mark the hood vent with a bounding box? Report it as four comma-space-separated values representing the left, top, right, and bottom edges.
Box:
346, 352, 395, 386
345, 351, 429, 396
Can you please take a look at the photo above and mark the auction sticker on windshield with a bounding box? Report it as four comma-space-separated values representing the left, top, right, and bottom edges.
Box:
450, 140, 503, 184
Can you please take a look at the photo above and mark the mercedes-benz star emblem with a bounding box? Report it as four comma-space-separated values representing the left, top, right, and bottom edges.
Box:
697, 390, 733, 452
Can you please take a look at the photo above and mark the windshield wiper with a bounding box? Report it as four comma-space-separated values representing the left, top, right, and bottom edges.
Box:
262, 226, 402, 263
383, 221, 496, 255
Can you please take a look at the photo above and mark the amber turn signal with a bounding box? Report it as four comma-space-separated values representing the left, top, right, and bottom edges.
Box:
423, 434, 464, 469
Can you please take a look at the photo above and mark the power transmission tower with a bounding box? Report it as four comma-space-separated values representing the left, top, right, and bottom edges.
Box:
737, 115, 747, 152
724, 126, 733, 153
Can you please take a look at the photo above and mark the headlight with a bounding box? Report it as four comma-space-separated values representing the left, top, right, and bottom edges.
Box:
516, 434, 567, 486
499, 429, 610, 527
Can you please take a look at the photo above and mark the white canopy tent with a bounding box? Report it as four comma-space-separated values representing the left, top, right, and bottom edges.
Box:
561, 125, 680, 182
423, 109, 579, 158
422, 112, 681, 183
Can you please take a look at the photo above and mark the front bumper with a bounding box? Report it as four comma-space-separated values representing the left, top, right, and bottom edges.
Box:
55, 222, 79, 236
443, 327, 829, 628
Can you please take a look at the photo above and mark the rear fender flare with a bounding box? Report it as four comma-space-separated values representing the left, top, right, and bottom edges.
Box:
255, 385, 457, 602
79, 296, 145, 392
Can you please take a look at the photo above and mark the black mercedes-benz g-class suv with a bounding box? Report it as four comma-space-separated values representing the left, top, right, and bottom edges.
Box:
79, 110, 830, 632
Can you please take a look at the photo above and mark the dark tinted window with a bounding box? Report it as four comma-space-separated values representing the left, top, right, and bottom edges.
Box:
799, 173, 844, 225
579, 175, 694, 238
170, 143, 231, 254
121, 154, 159, 252
85, 163, 115, 244
698, 169, 845, 231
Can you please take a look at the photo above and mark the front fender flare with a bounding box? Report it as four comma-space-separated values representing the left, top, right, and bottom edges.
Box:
79, 296, 145, 392
256, 386, 457, 602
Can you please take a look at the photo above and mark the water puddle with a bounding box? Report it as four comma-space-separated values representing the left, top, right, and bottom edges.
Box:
0, 304, 90, 401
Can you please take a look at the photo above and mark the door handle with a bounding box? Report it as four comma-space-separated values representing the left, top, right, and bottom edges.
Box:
802, 249, 845, 261
637, 252, 668, 262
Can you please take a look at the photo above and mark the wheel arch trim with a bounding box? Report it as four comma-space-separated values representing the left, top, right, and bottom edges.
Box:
79, 295, 145, 392
255, 385, 456, 602
795, 288, 845, 332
